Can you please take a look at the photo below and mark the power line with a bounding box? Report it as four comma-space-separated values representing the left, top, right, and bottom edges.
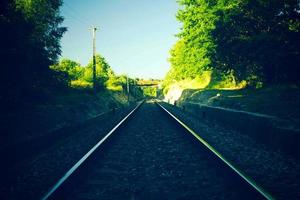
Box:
62, 8, 90, 26
63, 2, 93, 25
65, 2, 92, 24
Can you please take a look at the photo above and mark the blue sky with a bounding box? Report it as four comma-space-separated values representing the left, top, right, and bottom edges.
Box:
60, 0, 180, 79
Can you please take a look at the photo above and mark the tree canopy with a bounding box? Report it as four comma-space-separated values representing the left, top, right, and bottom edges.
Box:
165, 0, 300, 87
82, 55, 112, 89
50, 59, 83, 81
0, 0, 66, 102
51, 54, 136, 93
212, 0, 300, 84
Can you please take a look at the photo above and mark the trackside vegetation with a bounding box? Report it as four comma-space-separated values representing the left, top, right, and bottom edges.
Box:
163, 0, 300, 94
0, 0, 146, 105
0, 0, 154, 146
1, 0, 67, 104
50, 55, 129, 91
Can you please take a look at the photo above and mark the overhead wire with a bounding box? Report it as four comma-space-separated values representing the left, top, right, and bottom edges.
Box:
64, 2, 93, 25
62, 2, 93, 27
59, 2, 93, 64
62, 9, 90, 26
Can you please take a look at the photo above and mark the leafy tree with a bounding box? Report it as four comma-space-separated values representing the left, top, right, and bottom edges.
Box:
0, 0, 66, 102
165, 0, 300, 88
143, 87, 157, 97
113, 75, 129, 91
83, 54, 111, 89
165, 0, 218, 84
14, 0, 66, 64
211, 0, 300, 84
51, 59, 84, 81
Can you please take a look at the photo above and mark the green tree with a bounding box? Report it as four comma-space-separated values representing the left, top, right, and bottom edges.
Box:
165, 0, 300, 88
0, 0, 66, 102
211, 0, 300, 84
165, 0, 218, 84
51, 59, 84, 81
143, 87, 157, 97
83, 54, 111, 89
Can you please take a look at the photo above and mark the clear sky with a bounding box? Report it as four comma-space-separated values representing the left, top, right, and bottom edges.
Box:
60, 0, 180, 79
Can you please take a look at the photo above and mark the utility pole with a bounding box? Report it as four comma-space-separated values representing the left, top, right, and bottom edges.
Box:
92, 26, 97, 91
127, 76, 130, 103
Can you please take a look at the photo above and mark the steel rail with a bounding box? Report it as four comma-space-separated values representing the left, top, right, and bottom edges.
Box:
156, 101, 275, 200
40, 101, 144, 200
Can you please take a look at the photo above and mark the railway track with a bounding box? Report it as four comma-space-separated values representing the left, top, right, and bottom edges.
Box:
41, 100, 274, 200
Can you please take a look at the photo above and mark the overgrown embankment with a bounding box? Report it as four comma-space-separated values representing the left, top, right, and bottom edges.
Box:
0, 88, 138, 147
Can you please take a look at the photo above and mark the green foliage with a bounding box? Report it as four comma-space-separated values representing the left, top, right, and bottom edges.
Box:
51, 56, 137, 95
163, 71, 212, 95
0, 0, 66, 102
70, 80, 93, 89
50, 59, 84, 81
82, 55, 110, 89
142, 87, 157, 97
211, 0, 300, 84
14, 0, 66, 63
164, 0, 219, 91
165, 0, 300, 92
106, 75, 127, 91
207, 70, 247, 89
166, 0, 218, 82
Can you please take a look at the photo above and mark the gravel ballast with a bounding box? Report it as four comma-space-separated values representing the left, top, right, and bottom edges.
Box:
162, 102, 300, 200
0, 104, 137, 200
55, 102, 263, 200
2, 101, 299, 200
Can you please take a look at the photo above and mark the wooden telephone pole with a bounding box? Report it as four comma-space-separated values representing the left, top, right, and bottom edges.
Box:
127, 76, 130, 103
92, 26, 97, 91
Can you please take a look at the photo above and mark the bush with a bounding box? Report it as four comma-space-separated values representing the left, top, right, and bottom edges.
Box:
70, 80, 92, 89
